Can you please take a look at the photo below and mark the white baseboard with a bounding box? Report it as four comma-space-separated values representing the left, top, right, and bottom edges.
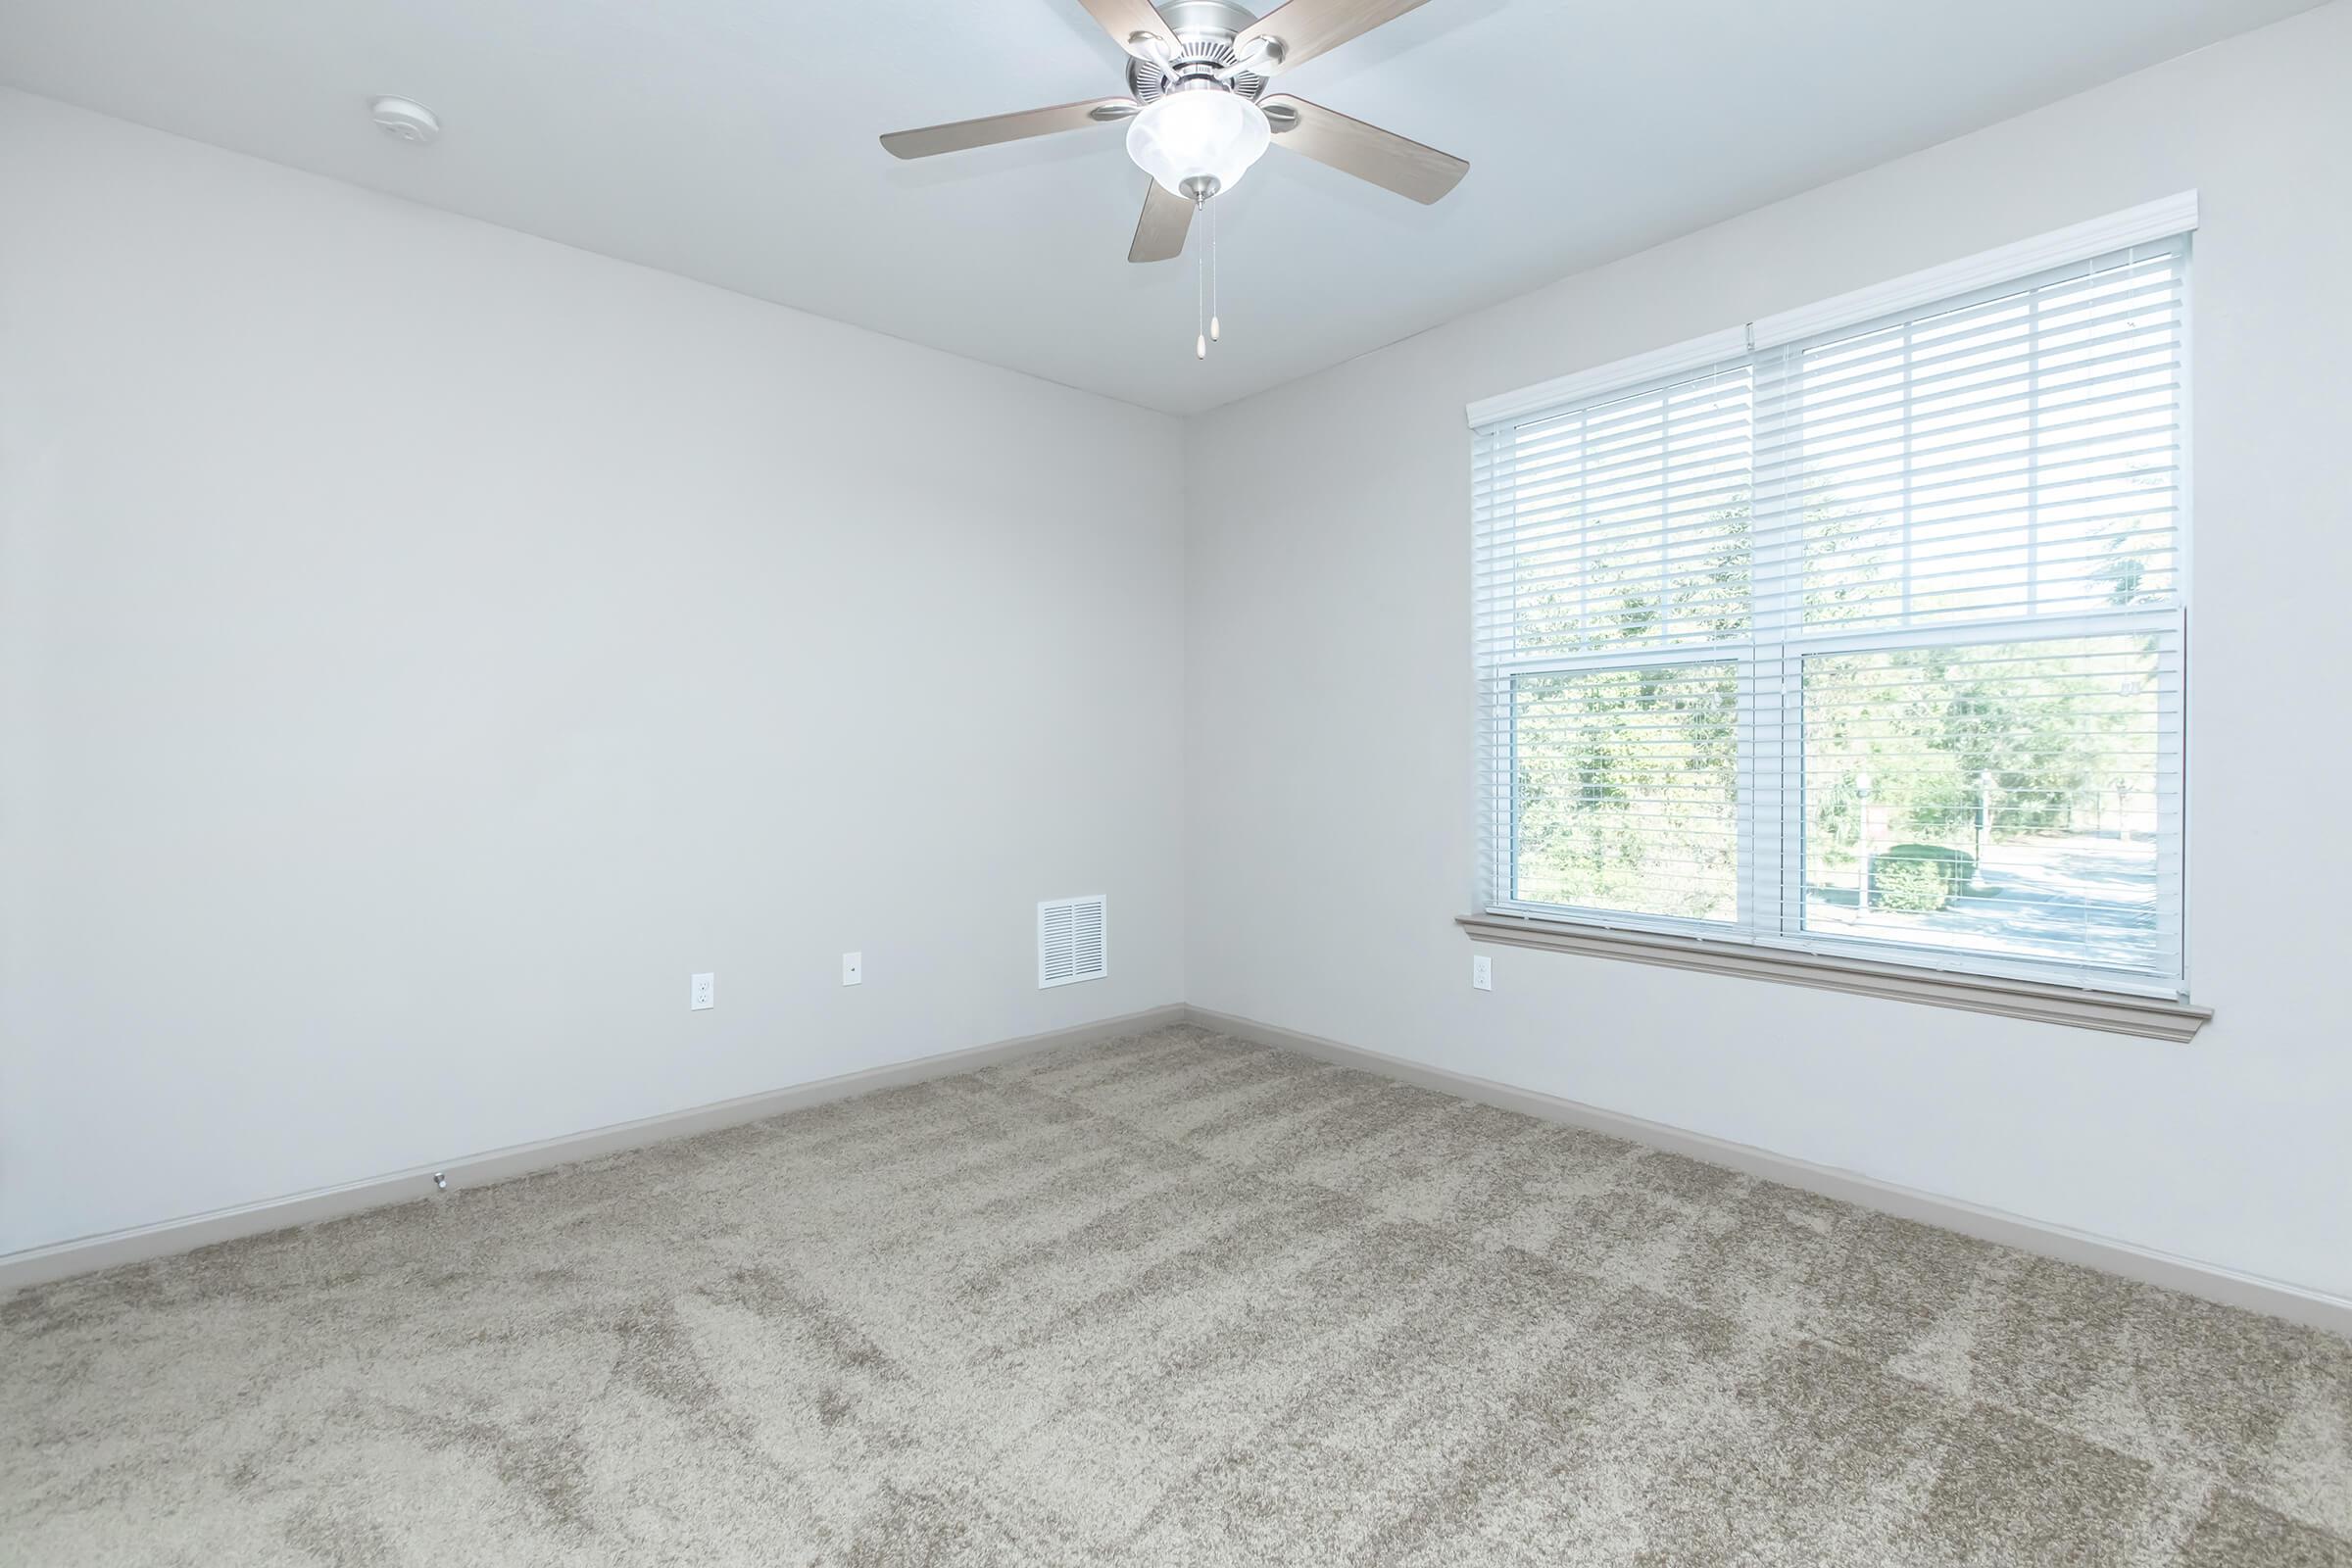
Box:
0, 1004, 1187, 1298
1184, 1005, 2352, 1340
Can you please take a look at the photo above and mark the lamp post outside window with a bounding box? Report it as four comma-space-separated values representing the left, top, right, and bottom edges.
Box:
1975, 770, 1994, 878
1856, 772, 1874, 914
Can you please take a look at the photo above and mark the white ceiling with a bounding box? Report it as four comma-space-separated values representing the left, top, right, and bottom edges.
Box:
0, 0, 2316, 414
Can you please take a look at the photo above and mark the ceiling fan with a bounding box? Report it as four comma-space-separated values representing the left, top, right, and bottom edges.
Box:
879, 0, 1467, 274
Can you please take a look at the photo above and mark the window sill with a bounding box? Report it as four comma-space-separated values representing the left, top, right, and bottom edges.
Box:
1455, 913, 2210, 1043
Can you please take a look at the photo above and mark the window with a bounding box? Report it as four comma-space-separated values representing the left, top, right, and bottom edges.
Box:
1473, 220, 2188, 998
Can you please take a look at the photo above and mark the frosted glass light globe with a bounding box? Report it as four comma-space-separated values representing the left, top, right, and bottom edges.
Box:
1125, 88, 1271, 198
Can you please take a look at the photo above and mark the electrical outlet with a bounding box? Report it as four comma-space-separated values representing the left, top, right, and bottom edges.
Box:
842, 952, 862, 986
690, 972, 714, 1010
1472, 955, 1492, 991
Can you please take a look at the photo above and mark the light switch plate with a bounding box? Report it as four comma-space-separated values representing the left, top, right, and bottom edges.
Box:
842, 952, 862, 986
690, 972, 714, 1010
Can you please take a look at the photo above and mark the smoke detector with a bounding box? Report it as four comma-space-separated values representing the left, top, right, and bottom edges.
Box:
370, 97, 440, 145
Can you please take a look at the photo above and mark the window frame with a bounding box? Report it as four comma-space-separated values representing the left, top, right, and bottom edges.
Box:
1468, 198, 2199, 1013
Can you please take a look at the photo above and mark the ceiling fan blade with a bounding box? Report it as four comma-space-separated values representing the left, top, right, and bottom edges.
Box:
1234, 0, 1431, 75
1261, 94, 1466, 204
1076, 0, 1181, 61
881, 97, 1137, 160
1129, 180, 1194, 263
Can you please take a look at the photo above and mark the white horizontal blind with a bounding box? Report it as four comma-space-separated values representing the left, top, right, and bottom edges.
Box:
1473, 363, 1757, 928
1473, 234, 2188, 994
1756, 245, 2184, 633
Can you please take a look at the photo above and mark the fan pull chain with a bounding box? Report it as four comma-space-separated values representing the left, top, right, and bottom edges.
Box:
1195, 193, 1207, 360
1209, 195, 1220, 343
1192, 194, 1226, 362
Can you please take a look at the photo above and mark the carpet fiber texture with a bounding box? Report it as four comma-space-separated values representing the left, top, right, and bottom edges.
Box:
5, 1023, 2349, 1566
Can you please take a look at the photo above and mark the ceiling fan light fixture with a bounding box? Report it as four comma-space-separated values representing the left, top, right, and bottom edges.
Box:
1125, 86, 1270, 200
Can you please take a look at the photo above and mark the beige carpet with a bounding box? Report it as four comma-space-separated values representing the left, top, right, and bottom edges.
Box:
4, 1024, 2348, 1566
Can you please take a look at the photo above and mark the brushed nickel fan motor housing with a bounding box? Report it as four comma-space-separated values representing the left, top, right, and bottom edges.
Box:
1126, 0, 1275, 105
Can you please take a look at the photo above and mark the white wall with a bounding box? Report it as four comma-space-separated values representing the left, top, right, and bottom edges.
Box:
0, 90, 1186, 1255
1185, 4, 2352, 1299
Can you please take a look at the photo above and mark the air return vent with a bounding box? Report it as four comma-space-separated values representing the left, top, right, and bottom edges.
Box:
1038, 896, 1107, 989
